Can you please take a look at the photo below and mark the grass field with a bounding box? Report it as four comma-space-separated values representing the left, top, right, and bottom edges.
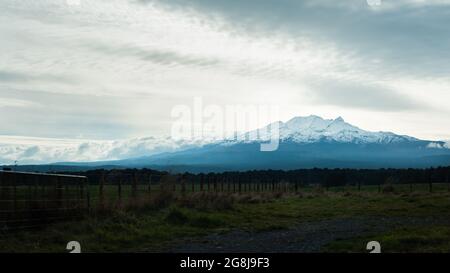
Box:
1, 184, 449, 253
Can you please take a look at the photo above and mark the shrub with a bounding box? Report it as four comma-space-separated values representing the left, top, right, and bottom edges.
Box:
343, 191, 352, 197
314, 185, 325, 195
165, 207, 189, 225
150, 189, 175, 209
382, 184, 395, 194
176, 192, 235, 211
189, 215, 223, 228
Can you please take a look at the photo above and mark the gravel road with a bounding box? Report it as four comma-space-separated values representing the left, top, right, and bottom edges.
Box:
168, 216, 450, 253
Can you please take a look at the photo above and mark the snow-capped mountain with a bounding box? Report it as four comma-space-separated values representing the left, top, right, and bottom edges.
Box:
65, 115, 449, 172
237, 115, 419, 145
5, 115, 449, 172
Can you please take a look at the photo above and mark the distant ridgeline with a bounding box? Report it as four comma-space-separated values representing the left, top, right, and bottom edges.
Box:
51, 167, 450, 188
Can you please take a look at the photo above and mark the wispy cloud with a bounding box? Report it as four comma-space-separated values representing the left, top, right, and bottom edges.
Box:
0, 0, 449, 163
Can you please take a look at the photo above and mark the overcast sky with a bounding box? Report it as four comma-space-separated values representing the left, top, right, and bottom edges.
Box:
1, 0, 450, 164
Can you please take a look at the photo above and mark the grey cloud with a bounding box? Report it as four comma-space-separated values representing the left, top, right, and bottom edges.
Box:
87, 43, 221, 68
147, 0, 450, 78
305, 79, 427, 111
22, 146, 40, 157
0, 70, 77, 84
0, 88, 140, 139
0, 71, 29, 82
77, 143, 90, 155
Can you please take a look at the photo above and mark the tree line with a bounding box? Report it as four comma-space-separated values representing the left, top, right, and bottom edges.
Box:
62, 166, 450, 188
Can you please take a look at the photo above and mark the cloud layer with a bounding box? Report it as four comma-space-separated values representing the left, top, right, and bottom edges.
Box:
0, 0, 449, 163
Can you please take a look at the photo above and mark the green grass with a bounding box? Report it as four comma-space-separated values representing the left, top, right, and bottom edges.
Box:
325, 226, 450, 253
1, 190, 450, 252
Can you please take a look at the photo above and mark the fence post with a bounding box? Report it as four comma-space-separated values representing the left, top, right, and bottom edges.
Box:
118, 179, 122, 202
56, 176, 63, 208
358, 181, 361, 192
173, 176, 177, 192
34, 175, 39, 211
238, 176, 242, 194
429, 172, 433, 193
99, 172, 105, 206
13, 174, 17, 215
132, 172, 138, 197
192, 177, 195, 193
447, 174, 450, 192
148, 174, 152, 194
181, 177, 186, 194
200, 174, 204, 191
86, 177, 91, 212
79, 177, 83, 207
64, 180, 69, 210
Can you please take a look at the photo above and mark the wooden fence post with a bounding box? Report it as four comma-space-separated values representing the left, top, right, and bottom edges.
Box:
238, 176, 242, 194
118, 179, 122, 201
429, 172, 433, 193
86, 177, 91, 211
56, 176, 63, 208
181, 177, 186, 194
447, 174, 450, 192
79, 177, 84, 208
200, 175, 204, 191
132, 173, 138, 197
12, 174, 17, 214
99, 172, 105, 205
148, 174, 152, 194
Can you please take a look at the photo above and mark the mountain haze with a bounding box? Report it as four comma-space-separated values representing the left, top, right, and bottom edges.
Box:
49, 115, 450, 172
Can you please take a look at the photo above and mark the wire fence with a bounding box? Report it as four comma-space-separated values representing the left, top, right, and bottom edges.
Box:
0, 171, 89, 233
1, 170, 449, 233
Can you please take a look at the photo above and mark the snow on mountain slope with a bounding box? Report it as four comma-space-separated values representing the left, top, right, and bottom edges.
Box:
238, 115, 419, 144
1, 115, 446, 165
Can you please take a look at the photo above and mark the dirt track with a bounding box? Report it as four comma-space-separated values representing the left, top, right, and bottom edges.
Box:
168, 216, 450, 253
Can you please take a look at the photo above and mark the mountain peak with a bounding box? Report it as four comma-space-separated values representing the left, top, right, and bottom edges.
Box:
240, 115, 421, 145
265, 115, 417, 145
